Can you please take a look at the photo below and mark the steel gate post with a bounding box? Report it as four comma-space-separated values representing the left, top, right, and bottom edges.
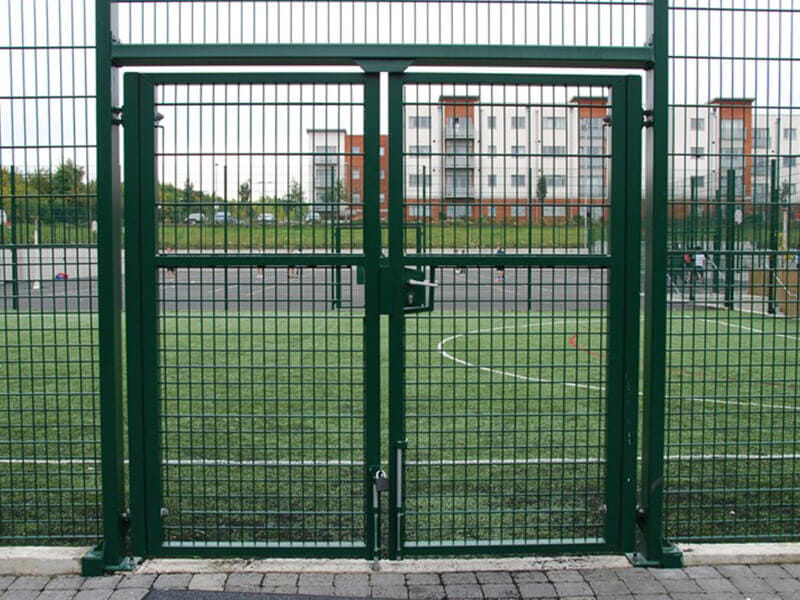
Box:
634, 0, 683, 568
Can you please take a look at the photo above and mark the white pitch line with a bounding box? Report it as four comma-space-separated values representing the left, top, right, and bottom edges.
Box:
702, 318, 800, 343
437, 319, 604, 393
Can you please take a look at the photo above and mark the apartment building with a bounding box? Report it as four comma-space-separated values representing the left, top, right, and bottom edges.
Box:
308, 97, 800, 223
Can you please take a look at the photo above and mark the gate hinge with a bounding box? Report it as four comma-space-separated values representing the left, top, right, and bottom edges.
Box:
642, 110, 654, 128
111, 106, 123, 126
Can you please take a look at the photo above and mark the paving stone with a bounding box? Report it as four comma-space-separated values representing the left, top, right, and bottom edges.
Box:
618, 578, 666, 594
578, 569, 620, 581
261, 586, 298, 595
440, 572, 478, 585
683, 566, 721, 579
335, 573, 370, 589
631, 595, 671, 600
371, 573, 405, 587
333, 585, 371, 598
0, 592, 40, 600
780, 564, 800, 578
80, 577, 121, 591
480, 583, 518, 598
115, 575, 156, 590
33, 592, 76, 600
751, 565, 791, 579
589, 578, 630, 595
298, 584, 336, 596
151, 575, 191, 590
553, 581, 593, 597
727, 576, 775, 593
646, 568, 690, 580
696, 577, 740, 594
763, 577, 800, 593
476, 572, 513, 585
187, 574, 227, 591
511, 572, 549, 584
405, 584, 446, 600
405, 574, 440, 586
72, 592, 113, 600
659, 578, 703, 594
441, 583, 483, 598
223, 573, 263, 590
107, 591, 148, 600
546, 570, 584, 583
371, 584, 408, 598
0, 579, 15, 592
261, 573, 297, 587
43, 577, 84, 591
9, 579, 50, 592
516, 582, 556, 597
298, 573, 335, 587
715, 565, 756, 578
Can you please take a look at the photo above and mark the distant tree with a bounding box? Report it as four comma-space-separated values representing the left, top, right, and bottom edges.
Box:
52, 160, 85, 207
238, 180, 251, 203
285, 180, 305, 222
536, 175, 548, 203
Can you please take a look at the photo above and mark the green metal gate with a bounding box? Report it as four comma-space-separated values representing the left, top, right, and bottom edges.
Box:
123, 70, 641, 558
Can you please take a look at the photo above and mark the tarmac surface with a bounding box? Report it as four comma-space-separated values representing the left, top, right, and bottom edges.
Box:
2, 563, 800, 599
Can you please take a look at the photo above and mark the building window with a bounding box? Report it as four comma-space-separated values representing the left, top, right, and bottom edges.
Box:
543, 206, 567, 217
753, 156, 769, 176
351, 145, 361, 154
380, 170, 385, 179
753, 183, 768, 201
784, 128, 797, 140
488, 174, 497, 187
690, 118, 705, 131
753, 128, 770, 148
544, 175, 567, 188
409, 116, 431, 129
510, 116, 526, 129
543, 116, 566, 130
690, 176, 705, 188
719, 175, 744, 195
408, 145, 431, 154
579, 176, 605, 196
511, 145, 527, 155
785, 156, 798, 168
542, 145, 566, 155
510, 206, 528, 217
379, 147, 385, 156
488, 145, 497, 154
721, 119, 745, 140
579, 117, 604, 137
487, 115, 497, 129
579, 144, 604, 156
511, 174, 526, 187
379, 193, 385, 202
409, 173, 432, 188
352, 193, 361, 202
690, 146, 704, 157
408, 205, 431, 217
352, 168, 360, 180
486, 206, 498, 218
580, 157, 604, 169
720, 154, 745, 171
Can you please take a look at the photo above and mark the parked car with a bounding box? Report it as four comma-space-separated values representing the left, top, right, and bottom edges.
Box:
184, 212, 206, 224
304, 211, 322, 224
214, 211, 247, 226
255, 212, 276, 224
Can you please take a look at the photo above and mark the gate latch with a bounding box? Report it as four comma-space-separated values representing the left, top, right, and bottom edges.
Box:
373, 468, 390, 493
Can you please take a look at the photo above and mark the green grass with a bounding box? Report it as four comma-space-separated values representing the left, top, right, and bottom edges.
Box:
1, 309, 799, 546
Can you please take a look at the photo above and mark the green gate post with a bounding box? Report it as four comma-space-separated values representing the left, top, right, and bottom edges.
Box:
725, 169, 736, 310
634, 0, 684, 568
527, 167, 533, 310
82, 0, 131, 576
768, 159, 779, 314
10, 166, 18, 311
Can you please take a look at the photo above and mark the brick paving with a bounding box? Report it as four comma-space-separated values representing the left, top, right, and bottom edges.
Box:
1, 564, 800, 599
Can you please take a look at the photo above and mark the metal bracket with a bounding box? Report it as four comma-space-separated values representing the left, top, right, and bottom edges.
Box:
357, 59, 413, 73
642, 110, 654, 128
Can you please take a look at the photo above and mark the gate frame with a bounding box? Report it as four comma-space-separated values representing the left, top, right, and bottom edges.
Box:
87, 0, 677, 573
386, 72, 643, 559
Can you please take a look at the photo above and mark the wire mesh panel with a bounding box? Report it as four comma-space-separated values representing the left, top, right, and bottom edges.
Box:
125, 74, 376, 554
0, 0, 101, 544
390, 75, 639, 554
111, 0, 650, 47
664, 1, 800, 542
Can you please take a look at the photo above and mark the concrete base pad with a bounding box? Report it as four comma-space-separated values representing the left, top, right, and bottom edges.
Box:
0, 546, 92, 575
681, 543, 800, 566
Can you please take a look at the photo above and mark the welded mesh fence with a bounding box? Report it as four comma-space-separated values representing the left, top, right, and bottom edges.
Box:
0, 0, 101, 544
664, 1, 800, 541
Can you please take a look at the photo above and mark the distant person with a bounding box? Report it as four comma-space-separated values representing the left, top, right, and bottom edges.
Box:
288, 247, 301, 279
682, 252, 692, 282
495, 245, 505, 282
694, 250, 706, 280
455, 249, 465, 276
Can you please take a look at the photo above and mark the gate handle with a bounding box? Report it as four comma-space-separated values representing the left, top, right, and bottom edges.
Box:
406, 279, 438, 288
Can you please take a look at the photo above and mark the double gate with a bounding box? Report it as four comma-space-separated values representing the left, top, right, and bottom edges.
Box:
124, 71, 642, 558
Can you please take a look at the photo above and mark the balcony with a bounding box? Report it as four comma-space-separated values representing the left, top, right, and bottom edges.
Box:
444, 155, 476, 168
445, 186, 475, 198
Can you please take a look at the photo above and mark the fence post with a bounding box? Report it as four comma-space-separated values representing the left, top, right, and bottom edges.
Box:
633, 0, 683, 568
81, 0, 131, 576
724, 169, 736, 310
768, 159, 779, 314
